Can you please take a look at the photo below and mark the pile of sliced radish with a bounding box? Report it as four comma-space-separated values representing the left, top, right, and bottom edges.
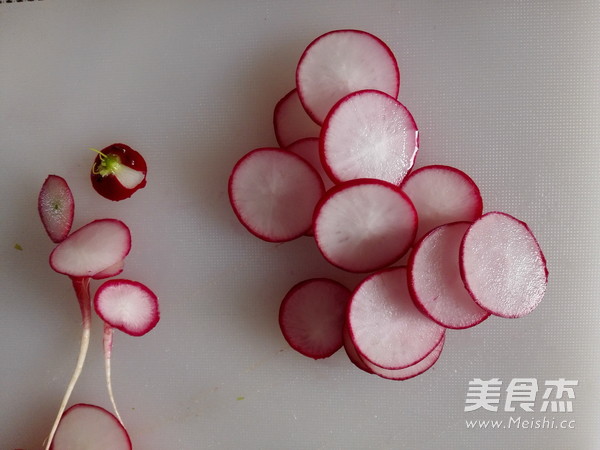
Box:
37, 174, 159, 448
229, 29, 549, 381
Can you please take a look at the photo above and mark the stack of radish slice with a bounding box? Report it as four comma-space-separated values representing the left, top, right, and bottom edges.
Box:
229, 29, 548, 381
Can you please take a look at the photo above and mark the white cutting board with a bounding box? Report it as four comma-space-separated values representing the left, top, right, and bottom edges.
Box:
1, 1, 599, 449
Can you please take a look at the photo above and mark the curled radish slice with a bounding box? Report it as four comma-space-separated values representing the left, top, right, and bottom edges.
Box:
273, 88, 321, 147
50, 403, 131, 450
228, 148, 324, 242
408, 222, 490, 329
49, 219, 131, 278
38, 175, 75, 243
286, 137, 334, 190
320, 90, 418, 185
348, 266, 445, 369
296, 29, 400, 125
313, 179, 417, 273
279, 278, 350, 359
401, 165, 483, 240
362, 334, 445, 381
94, 279, 160, 336
460, 212, 548, 318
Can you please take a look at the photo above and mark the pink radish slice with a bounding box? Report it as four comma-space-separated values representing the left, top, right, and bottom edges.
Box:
363, 334, 445, 381
286, 137, 335, 190
296, 29, 400, 125
313, 179, 417, 273
50, 403, 131, 450
401, 165, 483, 240
50, 219, 131, 278
460, 212, 548, 318
348, 266, 445, 369
279, 278, 350, 359
320, 89, 418, 185
229, 148, 324, 242
94, 279, 160, 336
38, 175, 75, 243
273, 89, 321, 147
408, 222, 490, 329
342, 323, 373, 374
92, 259, 125, 280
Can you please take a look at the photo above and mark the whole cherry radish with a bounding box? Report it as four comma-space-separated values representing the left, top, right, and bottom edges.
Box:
90, 143, 147, 201
38, 175, 75, 243
50, 403, 131, 450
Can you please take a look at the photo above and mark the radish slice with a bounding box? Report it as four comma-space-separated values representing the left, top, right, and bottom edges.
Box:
460, 212, 548, 318
408, 222, 490, 329
313, 179, 417, 273
50, 403, 131, 450
320, 89, 418, 185
92, 259, 125, 280
348, 266, 445, 369
362, 334, 445, 381
228, 148, 324, 242
50, 219, 131, 278
296, 29, 400, 125
401, 165, 483, 240
273, 89, 321, 147
38, 175, 75, 243
342, 322, 373, 374
286, 137, 334, 190
279, 278, 350, 359
94, 279, 160, 336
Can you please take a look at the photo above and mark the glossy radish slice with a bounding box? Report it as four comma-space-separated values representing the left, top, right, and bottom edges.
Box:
320, 90, 418, 185
296, 29, 400, 125
279, 278, 350, 359
228, 148, 324, 242
286, 137, 334, 190
94, 279, 160, 336
313, 179, 417, 273
49, 219, 131, 278
408, 222, 490, 329
362, 334, 445, 381
273, 88, 321, 147
38, 175, 75, 243
50, 403, 131, 450
401, 165, 483, 240
348, 266, 445, 369
460, 212, 548, 318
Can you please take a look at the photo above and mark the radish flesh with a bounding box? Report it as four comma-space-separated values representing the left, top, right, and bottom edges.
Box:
279, 278, 350, 359
313, 179, 417, 273
286, 137, 335, 191
320, 89, 418, 185
38, 175, 75, 243
296, 29, 399, 124
348, 266, 445, 370
408, 222, 490, 329
273, 88, 321, 147
460, 212, 548, 318
50, 403, 131, 450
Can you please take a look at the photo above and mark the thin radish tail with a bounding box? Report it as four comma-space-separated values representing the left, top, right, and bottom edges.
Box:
44, 277, 92, 450
103, 322, 124, 426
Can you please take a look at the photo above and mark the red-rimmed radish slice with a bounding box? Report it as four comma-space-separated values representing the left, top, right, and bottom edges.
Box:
286, 137, 334, 190
279, 278, 350, 359
92, 259, 125, 280
313, 179, 417, 273
296, 29, 400, 125
408, 222, 490, 329
342, 322, 373, 374
49, 219, 131, 278
50, 403, 131, 450
320, 89, 418, 185
274, 89, 321, 147
38, 175, 75, 243
363, 334, 445, 381
228, 148, 324, 242
460, 212, 548, 318
401, 165, 483, 240
94, 279, 160, 336
348, 266, 445, 369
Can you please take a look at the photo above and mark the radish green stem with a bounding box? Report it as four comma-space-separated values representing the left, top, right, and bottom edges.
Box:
103, 322, 124, 425
44, 277, 92, 450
